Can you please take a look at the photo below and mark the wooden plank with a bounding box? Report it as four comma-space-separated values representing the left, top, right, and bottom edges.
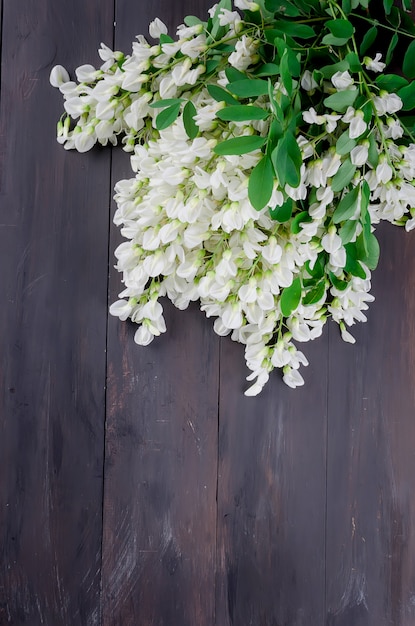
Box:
216, 339, 328, 624
326, 225, 415, 626
0, 1, 113, 623
101, 1, 219, 625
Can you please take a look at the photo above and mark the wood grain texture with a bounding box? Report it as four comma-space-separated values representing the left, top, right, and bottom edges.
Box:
101, 2, 219, 625
0, 1, 113, 623
216, 337, 328, 626
326, 224, 415, 626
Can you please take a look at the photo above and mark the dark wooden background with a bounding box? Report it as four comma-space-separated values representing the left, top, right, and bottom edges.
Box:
1, 1, 415, 624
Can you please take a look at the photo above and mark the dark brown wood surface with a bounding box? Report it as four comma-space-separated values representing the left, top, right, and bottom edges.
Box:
1, 1, 415, 625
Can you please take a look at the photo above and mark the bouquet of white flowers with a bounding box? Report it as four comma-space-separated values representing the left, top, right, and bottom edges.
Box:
51, 0, 415, 395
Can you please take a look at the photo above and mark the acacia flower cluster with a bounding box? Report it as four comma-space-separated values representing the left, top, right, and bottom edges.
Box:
50, 0, 415, 395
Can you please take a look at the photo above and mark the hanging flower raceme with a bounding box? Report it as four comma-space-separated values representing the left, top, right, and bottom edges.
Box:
50, 0, 415, 395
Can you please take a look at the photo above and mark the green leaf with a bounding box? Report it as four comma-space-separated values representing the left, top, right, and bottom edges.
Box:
322, 34, 352, 46
398, 81, 415, 111
385, 32, 399, 66
342, 0, 352, 13
225, 67, 246, 83
271, 132, 302, 188
280, 49, 293, 95
383, 0, 394, 13
326, 19, 354, 40
273, 20, 316, 39
275, 38, 301, 76
403, 40, 415, 79
150, 98, 183, 108
336, 131, 357, 156
303, 279, 326, 305
345, 243, 367, 278
345, 52, 361, 73
291, 211, 312, 234
207, 84, 239, 105
368, 132, 379, 167
213, 135, 266, 155
216, 105, 269, 121
332, 185, 360, 223
265, 0, 301, 15
155, 102, 181, 130
248, 155, 274, 210
331, 158, 356, 193
159, 34, 174, 44
339, 219, 358, 244
183, 101, 199, 139
269, 197, 293, 222
376, 74, 408, 92
253, 63, 280, 77
184, 15, 204, 27
360, 25, 378, 55
324, 89, 358, 113
281, 277, 302, 317
228, 79, 269, 98
320, 60, 349, 79
356, 232, 380, 269
329, 271, 348, 291
306, 253, 327, 280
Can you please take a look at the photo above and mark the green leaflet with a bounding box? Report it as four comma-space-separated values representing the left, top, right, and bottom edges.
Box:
150, 98, 183, 108
324, 89, 358, 113
281, 277, 302, 317
248, 155, 274, 211
216, 105, 269, 122
265, 0, 301, 15
270, 197, 293, 222
271, 132, 302, 188
184, 15, 204, 27
331, 159, 356, 193
385, 32, 399, 66
207, 84, 239, 105
326, 19, 354, 40
155, 102, 182, 130
332, 185, 360, 223
280, 49, 293, 95
383, 0, 394, 13
228, 79, 269, 98
291, 211, 312, 234
368, 132, 379, 167
303, 279, 326, 306
356, 232, 380, 270
329, 272, 348, 291
320, 59, 349, 79
403, 40, 415, 79
273, 19, 316, 39
183, 101, 199, 139
376, 74, 408, 92
339, 219, 358, 244
345, 243, 367, 279
360, 25, 378, 55
253, 63, 280, 77
398, 82, 415, 111
213, 135, 266, 155
336, 131, 357, 156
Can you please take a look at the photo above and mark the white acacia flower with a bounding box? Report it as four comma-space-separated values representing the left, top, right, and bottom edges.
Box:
283, 366, 305, 388
364, 53, 386, 73
234, 0, 260, 9
149, 18, 168, 39
301, 70, 318, 92
373, 92, 403, 115
350, 143, 369, 167
134, 325, 155, 346
331, 71, 354, 90
49, 65, 70, 88
342, 107, 367, 139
